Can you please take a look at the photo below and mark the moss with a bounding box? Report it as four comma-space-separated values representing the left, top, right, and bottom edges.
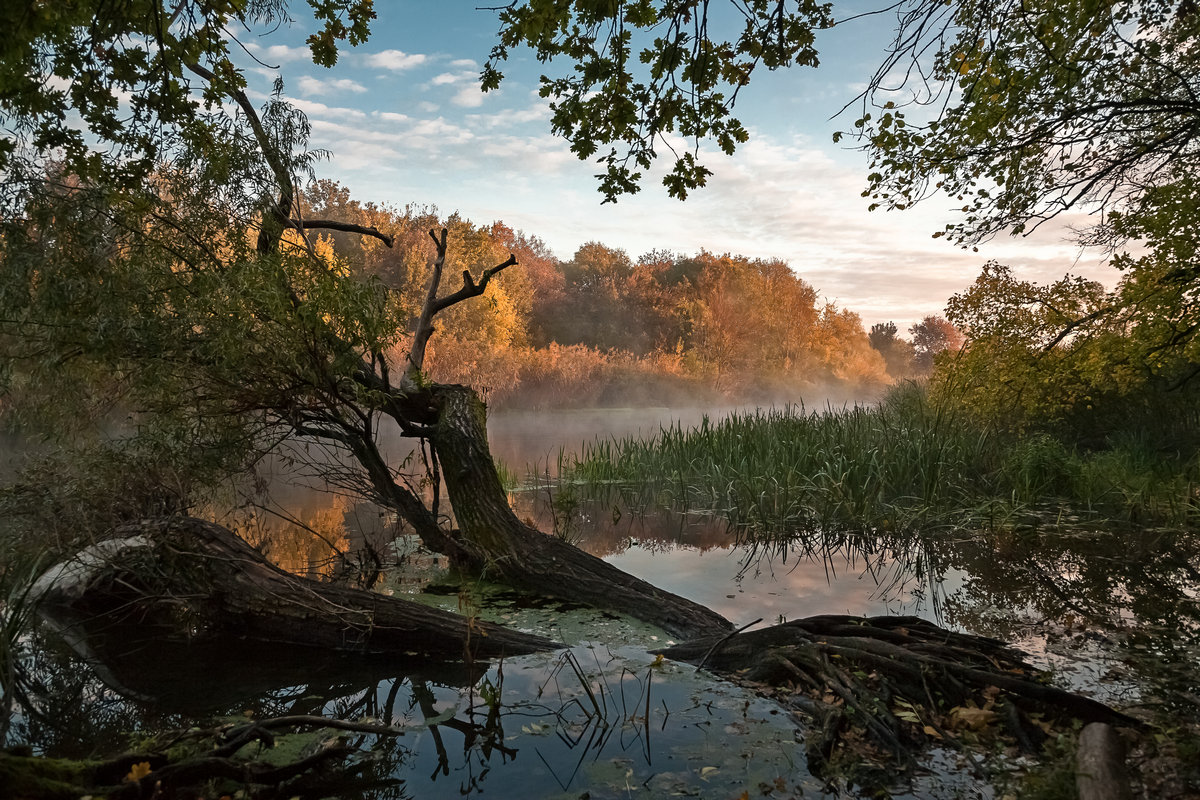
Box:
0, 752, 97, 800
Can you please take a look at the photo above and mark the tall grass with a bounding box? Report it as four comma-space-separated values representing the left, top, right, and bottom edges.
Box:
554, 382, 1199, 543
0, 547, 45, 743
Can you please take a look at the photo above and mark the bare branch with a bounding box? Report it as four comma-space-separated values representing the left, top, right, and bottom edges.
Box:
404, 228, 450, 381
431, 254, 518, 315
400, 227, 518, 384
287, 218, 394, 247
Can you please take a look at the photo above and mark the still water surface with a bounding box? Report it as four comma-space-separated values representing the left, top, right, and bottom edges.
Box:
10, 408, 1199, 798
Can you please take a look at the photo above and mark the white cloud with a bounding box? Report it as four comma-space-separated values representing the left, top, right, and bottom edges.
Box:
417, 101, 439, 113
364, 49, 428, 71
452, 85, 487, 108
424, 68, 492, 108
245, 43, 312, 65
467, 97, 552, 127
296, 75, 368, 96
287, 97, 367, 120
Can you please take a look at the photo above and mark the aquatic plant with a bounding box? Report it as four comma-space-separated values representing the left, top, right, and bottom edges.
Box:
0, 547, 44, 743
552, 382, 1198, 542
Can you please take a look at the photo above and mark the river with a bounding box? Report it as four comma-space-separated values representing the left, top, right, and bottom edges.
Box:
5, 408, 1198, 798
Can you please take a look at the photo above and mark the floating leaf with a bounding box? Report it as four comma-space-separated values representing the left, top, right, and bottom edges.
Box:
948, 705, 997, 731
123, 761, 152, 783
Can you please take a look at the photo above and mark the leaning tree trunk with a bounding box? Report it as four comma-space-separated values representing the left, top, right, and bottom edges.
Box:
427, 383, 733, 641
35, 516, 558, 659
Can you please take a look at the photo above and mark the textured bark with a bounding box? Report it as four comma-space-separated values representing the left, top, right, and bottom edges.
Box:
1077, 723, 1134, 800
428, 384, 733, 640
656, 614, 1140, 780
36, 516, 558, 658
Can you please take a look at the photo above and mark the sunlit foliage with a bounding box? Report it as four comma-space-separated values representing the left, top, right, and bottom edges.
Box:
936, 261, 1199, 444
297, 182, 896, 406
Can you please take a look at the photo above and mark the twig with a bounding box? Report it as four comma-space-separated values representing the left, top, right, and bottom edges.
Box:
695, 617, 763, 671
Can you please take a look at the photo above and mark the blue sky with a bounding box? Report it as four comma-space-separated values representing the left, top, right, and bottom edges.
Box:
241, 1, 1112, 331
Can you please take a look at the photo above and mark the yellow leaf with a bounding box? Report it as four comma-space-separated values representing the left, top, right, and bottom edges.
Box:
948, 705, 998, 731
123, 761, 152, 783
923, 725, 944, 739
651, 653, 665, 668
700, 766, 720, 779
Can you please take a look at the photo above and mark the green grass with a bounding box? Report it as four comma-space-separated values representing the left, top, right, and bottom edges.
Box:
550, 382, 1198, 543
0, 546, 44, 743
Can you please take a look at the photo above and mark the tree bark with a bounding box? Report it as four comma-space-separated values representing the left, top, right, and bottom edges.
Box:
1077, 722, 1134, 800
427, 383, 733, 640
35, 516, 558, 659
655, 614, 1141, 779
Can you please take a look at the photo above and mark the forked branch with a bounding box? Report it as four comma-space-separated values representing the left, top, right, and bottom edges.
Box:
404, 227, 517, 383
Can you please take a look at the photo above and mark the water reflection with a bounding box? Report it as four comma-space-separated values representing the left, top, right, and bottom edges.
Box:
215, 409, 1200, 720
9, 408, 1200, 796
10, 611, 815, 798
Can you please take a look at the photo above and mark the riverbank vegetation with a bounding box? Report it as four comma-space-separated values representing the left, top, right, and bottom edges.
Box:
3, 0, 1199, 796
553, 381, 1198, 541
292, 180, 946, 410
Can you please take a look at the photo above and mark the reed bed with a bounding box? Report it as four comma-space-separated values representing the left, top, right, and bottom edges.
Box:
0, 548, 44, 743
552, 383, 1199, 545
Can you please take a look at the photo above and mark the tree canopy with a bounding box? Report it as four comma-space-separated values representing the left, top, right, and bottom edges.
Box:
853, 0, 1200, 247
484, 0, 832, 201
841, 0, 1200, 391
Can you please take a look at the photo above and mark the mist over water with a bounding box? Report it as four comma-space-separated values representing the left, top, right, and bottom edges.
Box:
485, 396, 877, 472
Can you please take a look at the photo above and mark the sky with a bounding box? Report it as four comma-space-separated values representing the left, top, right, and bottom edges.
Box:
239, 1, 1114, 332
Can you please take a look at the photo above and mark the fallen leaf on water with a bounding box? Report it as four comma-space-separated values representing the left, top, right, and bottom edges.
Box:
948, 705, 997, 731
699, 766, 719, 780
123, 761, 152, 783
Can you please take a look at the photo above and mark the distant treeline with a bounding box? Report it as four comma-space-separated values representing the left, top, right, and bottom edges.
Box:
304, 181, 955, 408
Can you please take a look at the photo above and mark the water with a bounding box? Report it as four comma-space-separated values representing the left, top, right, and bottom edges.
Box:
7, 408, 1199, 797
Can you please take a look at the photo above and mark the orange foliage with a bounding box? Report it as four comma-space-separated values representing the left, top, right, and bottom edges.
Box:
301, 181, 892, 408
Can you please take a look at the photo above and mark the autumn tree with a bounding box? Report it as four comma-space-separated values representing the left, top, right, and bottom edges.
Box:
868, 321, 917, 380
811, 305, 889, 386
0, 0, 733, 638
909, 315, 964, 374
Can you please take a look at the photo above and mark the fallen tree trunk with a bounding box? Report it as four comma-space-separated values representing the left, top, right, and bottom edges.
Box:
34, 516, 558, 659
657, 614, 1141, 783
